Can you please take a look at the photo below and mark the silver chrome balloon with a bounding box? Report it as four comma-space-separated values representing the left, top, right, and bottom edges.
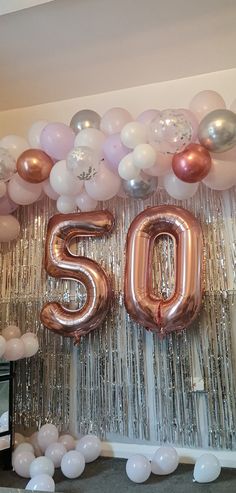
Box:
198, 109, 236, 152
123, 174, 158, 199
70, 110, 101, 134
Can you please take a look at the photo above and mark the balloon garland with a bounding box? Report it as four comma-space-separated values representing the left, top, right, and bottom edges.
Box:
0, 90, 236, 243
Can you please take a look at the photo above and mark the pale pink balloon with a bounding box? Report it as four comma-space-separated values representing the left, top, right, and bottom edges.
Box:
38, 424, 59, 453
75, 190, 98, 211
21, 333, 39, 358
0, 192, 18, 215
0, 182, 7, 198
100, 108, 132, 135
145, 152, 172, 177
2, 325, 21, 340
58, 434, 75, 451
137, 109, 160, 125
40, 122, 75, 160
0, 215, 20, 242
203, 159, 236, 190
85, 162, 121, 201
3, 338, 25, 361
8, 174, 42, 205
189, 90, 226, 121
13, 451, 35, 478
211, 147, 236, 162
42, 179, 59, 200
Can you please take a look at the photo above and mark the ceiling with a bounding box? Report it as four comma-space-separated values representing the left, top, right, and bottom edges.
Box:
1, 0, 236, 111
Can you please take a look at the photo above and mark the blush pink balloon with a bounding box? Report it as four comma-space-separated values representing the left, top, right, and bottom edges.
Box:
145, 152, 172, 177
40, 123, 75, 160
137, 109, 160, 125
3, 338, 25, 361
8, 174, 42, 205
189, 90, 226, 121
103, 133, 129, 173
85, 162, 121, 201
100, 108, 132, 135
0, 191, 18, 215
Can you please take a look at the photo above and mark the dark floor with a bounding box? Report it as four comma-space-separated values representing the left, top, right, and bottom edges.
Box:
0, 458, 236, 492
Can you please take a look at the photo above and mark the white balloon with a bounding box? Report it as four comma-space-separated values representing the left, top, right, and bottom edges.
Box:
8, 174, 42, 205
151, 446, 179, 475
0, 215, 20, 242
193, 453, 221, 483
29, 432, 42, 457
0, 182, 6, 198
0, 135, 28, 160
202, 159, 236, 190
126, 454, 151, 483
61, 450, 85, 479
14, 432, 25, 447
42, 179, 59, 200
45, 442, 67, 468
13, 443, 34, 463
75, 190, 98, 212
74, 128, 106, 158
26, 473, 55, 491
133, 144, 156, 169
118, 153, 140, 180
3, 338, 25, 361
163, 173, 199, 200
0, 335, 6, 357
0, 411, 8, 428
2, 325, 21, 340
38, 424, 59, 453
76, 434, 101, 463
50, 160, 83, 196
28, 121, 48, 148
56, 195, 76, 213
58, 434, 75, 451
30, 456, 55, 478
121, 122, 147, 149
21, 333, 39, 358
13, 451, 35, 478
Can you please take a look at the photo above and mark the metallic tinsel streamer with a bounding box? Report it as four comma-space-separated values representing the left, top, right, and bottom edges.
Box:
0, 185, 235, 450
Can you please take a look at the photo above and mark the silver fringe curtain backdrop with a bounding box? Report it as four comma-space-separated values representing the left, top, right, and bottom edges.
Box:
0, 186, 236, 449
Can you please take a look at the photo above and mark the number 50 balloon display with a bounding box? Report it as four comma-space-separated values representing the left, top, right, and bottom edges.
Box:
41, 205, 203, 341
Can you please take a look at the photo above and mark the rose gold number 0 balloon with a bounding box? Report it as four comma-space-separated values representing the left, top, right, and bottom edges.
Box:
124, 205, 203, 336
40, 210, 114, 344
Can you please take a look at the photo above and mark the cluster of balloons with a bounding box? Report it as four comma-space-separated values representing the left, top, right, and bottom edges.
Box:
126, 446, 221, 484
12, 424, 101, 491
0, 325, 39, 361
0, 89, 236, 242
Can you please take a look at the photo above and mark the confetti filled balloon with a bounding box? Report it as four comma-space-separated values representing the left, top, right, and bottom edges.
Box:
148, 109, 194, 154
66, 146, 100, 180
0, 148, 16, 182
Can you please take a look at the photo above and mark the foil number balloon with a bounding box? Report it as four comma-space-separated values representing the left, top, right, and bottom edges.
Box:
124, 205, 203, 336
40, 211, 114, 343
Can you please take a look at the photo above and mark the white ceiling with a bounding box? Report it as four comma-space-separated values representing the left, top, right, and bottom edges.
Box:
1, 0, 236, 111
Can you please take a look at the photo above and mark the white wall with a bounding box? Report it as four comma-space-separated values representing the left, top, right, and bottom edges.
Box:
0, 68, 236, 137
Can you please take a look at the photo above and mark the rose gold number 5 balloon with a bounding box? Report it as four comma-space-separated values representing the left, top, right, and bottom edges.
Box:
124, 205, 203, 336
40, 211, 114, 343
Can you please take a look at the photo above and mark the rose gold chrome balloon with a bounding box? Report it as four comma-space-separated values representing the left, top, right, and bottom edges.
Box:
40, 210, 114, 343
17, 149, 53, 183
124, 205, 203, 336
172, 144, 212, 183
